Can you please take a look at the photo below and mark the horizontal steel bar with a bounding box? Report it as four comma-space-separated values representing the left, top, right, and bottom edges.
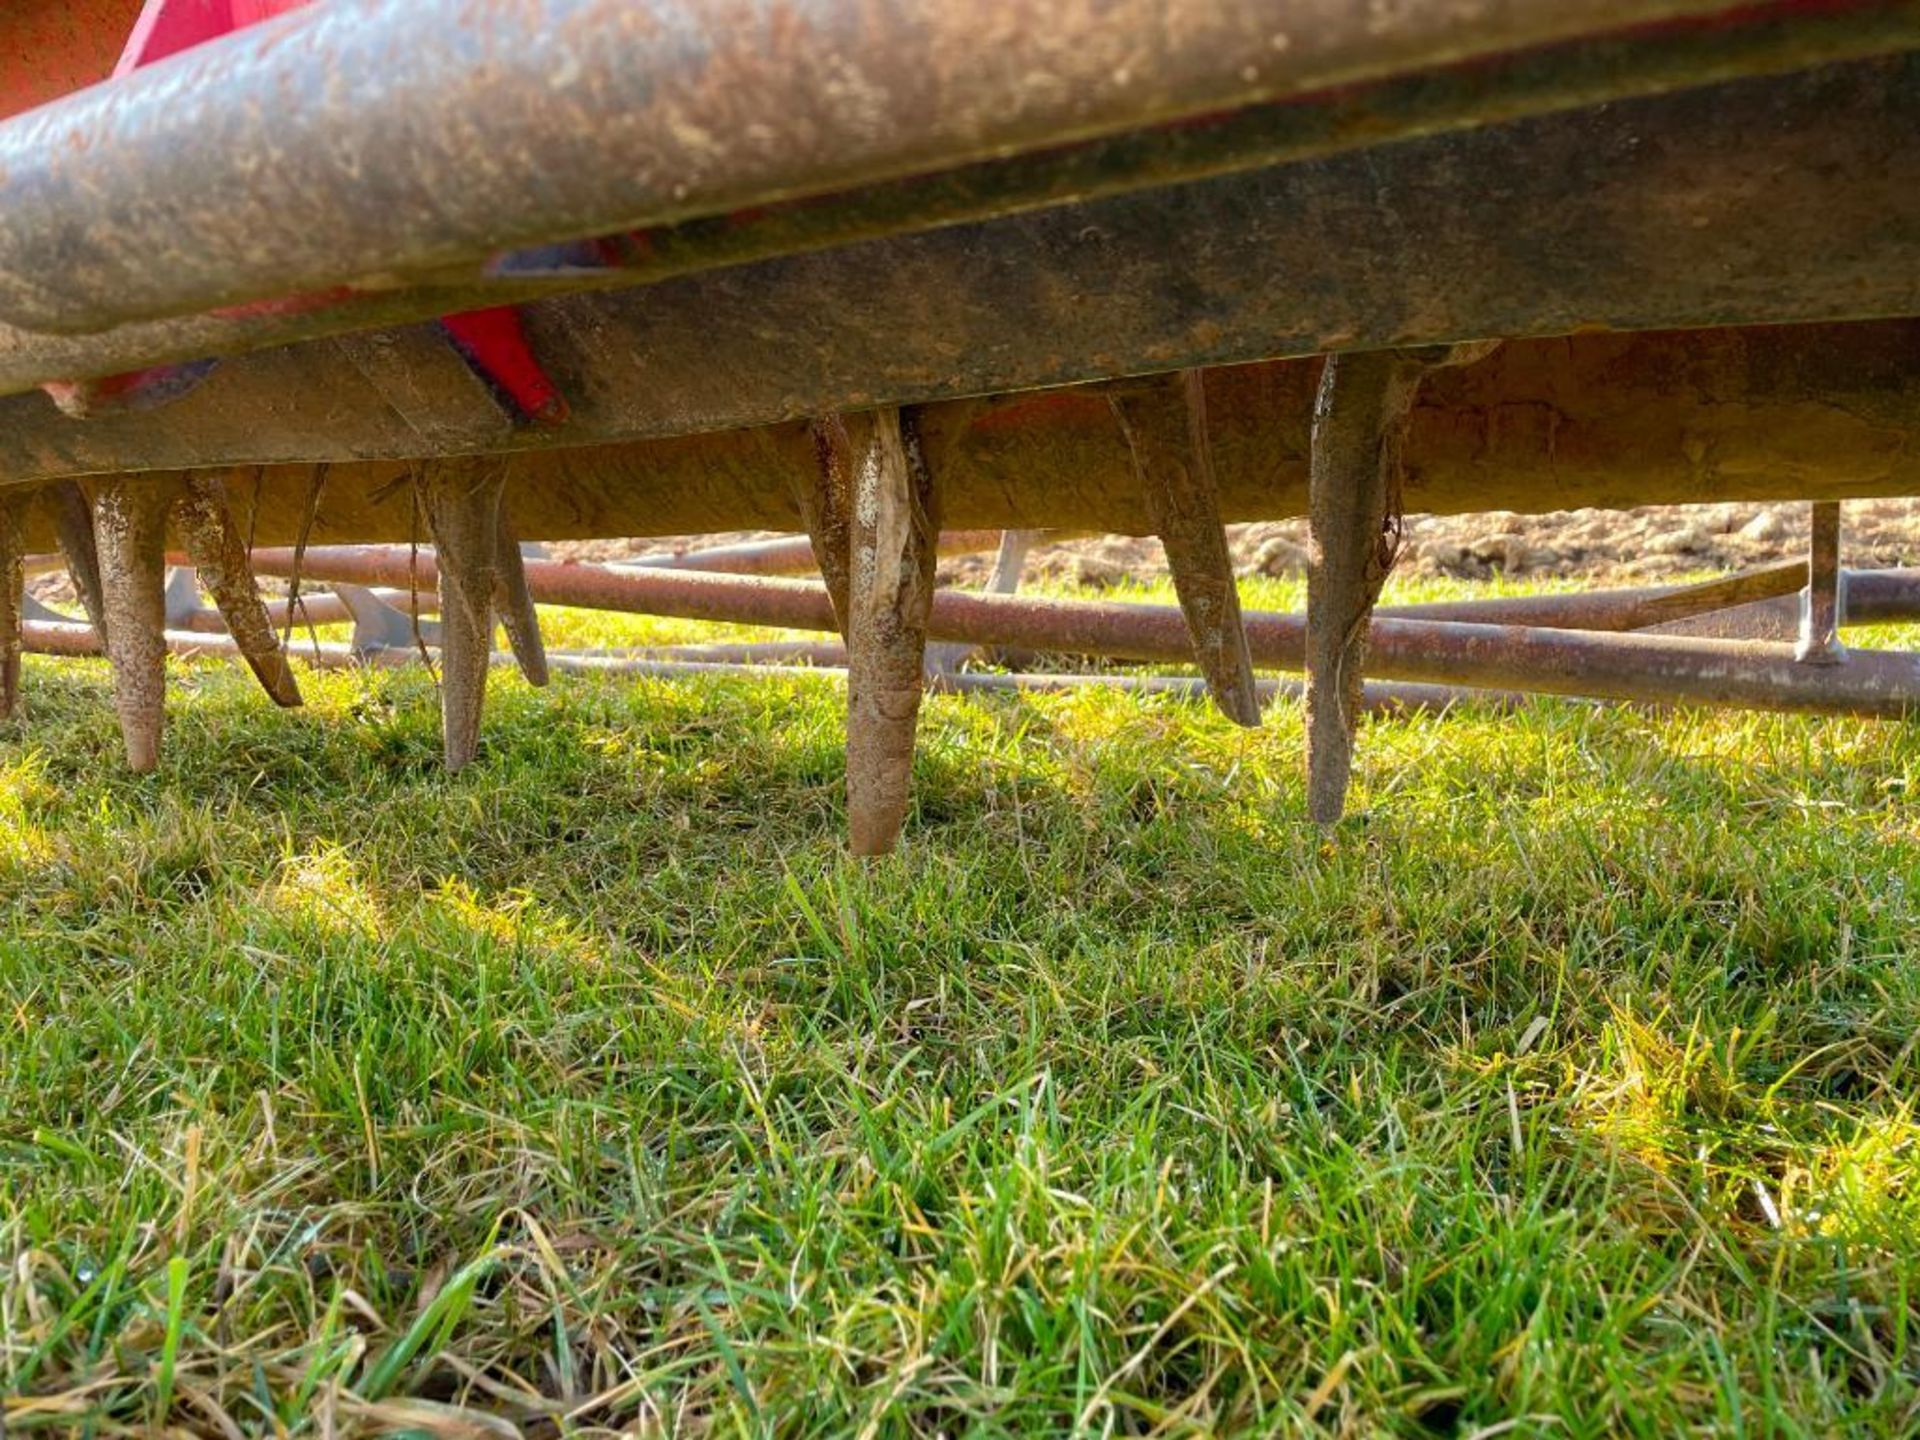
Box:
22, 619, 375, 669
169, 586, 438, 633
9, 59, 1920, 484
22, 611, 1498, 715
621, 528, 1011, 577
248, 549, 1913, 632
18, 320, 1920, 547
1, 1, 1913, 391
236, 548, 1920, 717
1381, 563, 1811, 631
0, 0, 1847, 339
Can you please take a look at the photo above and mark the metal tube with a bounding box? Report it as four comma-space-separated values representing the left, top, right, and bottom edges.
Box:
1834, 568, 1920, 623
1379, 563, 1811, 631
23, 619, 382, 670
0, 0, 1842, 339
239, 548, 1920, 717
623, 528, 1010, 577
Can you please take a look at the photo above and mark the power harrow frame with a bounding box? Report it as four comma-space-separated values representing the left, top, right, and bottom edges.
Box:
1, 0, 1919, 848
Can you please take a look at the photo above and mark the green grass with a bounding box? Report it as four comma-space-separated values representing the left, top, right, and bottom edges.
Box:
2, 575, 1919, 1436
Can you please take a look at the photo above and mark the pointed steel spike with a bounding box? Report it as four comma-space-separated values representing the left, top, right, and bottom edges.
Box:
173, 476, 303, 708
416, 455, 508, 772
1111, 371, 1259, 726
47, 480, 108, 644
797, 416, 855, 637
91, 478, 178, 771
335, 583, 440, 657
844, 407, 940, 856
492, 524, 549, 687
162, 567, 202, 627
0, 496, 24, 721
1306, 344, 1493, 824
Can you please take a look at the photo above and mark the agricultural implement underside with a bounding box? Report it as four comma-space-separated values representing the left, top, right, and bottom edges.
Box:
2, 0, 1920, 848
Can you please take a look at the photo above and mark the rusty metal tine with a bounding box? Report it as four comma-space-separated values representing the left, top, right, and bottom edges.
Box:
91, 479, 177, 771
0, 495, 23, 720
493, 529, 550, 687
415, 456, 509, 772
1113, 372, 1260, 725
798, 418, 856, 636
1305, 351, 1433, 824
845, 409, 940, 856
1797, 501, 1845, 665
173, 476, 303, 707
47, 481, 109, 645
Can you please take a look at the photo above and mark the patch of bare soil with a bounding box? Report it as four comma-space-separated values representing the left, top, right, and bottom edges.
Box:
38, 499, 1907, 610
555, 499, 1920, 594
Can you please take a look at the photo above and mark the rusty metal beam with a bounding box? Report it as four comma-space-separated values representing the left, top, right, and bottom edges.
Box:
4, 54, 1920, 467
229, 548, 1920, 718
0, 2, 1913, 398
628, 528, 1012, 580
240, 548, 1920, 642
16, 320, 1920, 550
0, 0, 1869, 340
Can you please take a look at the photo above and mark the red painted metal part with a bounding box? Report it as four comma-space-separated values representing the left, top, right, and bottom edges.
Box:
34, 0, 569, 425
438, 308, 571, 426
116, 0, 309, 75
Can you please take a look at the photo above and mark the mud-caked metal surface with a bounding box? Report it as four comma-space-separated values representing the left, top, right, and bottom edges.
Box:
4, 57, 1920, 488
10, 321, 1920, 551
0, 0, 1864, 339
2, 0, 1915, 393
